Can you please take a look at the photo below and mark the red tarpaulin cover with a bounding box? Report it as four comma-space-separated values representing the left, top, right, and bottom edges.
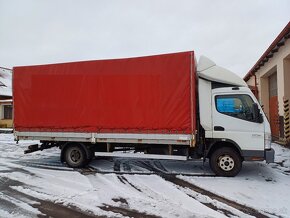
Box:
13, 51, 196, 134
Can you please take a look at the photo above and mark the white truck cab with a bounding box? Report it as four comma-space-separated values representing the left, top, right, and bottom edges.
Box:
197, 56, 274, 176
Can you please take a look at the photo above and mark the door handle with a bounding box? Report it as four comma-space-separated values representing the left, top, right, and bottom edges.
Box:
214, 126, 225, 131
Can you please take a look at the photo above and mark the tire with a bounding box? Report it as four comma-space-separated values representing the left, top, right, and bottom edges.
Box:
209, 147, 242, 177
64, 144, 87, 168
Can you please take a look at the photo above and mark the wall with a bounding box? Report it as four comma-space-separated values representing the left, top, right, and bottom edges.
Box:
0, 102, 13, 128
0, 119, 13, 128
284, 54, 290, 100
246, 38, 290, 140
247, 76, 255, 87
247, 39, 290, 116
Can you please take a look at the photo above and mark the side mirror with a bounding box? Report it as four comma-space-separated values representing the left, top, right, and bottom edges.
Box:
252, 103, 263, 123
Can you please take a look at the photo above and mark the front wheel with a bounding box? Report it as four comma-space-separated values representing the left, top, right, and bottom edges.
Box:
209, 147, 242, 177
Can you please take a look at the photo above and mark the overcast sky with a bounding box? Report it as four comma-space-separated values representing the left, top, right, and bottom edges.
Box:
0, 0, 289, 77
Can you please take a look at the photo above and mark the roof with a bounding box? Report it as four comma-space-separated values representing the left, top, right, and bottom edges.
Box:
0, 67, 12, 97
244, 22, 290, 82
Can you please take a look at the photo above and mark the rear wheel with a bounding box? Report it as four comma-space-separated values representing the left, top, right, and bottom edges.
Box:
209, 147, 242, 177
64, 144, 87, 168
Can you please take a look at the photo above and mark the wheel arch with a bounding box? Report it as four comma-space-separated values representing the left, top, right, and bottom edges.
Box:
206, 139, 243, 160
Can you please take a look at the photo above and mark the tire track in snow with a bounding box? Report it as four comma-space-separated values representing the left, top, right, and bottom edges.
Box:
6, 156, 277, 217
121, 160, 269, 217
100, 205, 161, 218
86, 173, 162, 217
117, 175, 142, 192
88, 158, 215, 176
13, 158, 73, 172
122, 160, 132, 172
162, 175, 271, 218
153, 160, 168, 172
113, 161, 269, 218
113, 159, 121, 172
36, 200, 105, 218
0, 177, 99, 218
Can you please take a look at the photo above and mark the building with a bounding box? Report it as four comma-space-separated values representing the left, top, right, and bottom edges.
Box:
244, 22, 290, 145
0, 67, 13, 128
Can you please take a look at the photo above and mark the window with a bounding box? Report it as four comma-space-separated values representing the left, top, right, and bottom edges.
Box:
3, 105, 12, 119
215, 94, 256, 122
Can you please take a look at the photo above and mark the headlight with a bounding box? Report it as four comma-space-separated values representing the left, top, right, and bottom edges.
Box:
264, 133, 272, 149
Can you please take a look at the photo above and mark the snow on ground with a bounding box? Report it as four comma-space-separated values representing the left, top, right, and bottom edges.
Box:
180, 143, 290, 218
0, 133, 290, 218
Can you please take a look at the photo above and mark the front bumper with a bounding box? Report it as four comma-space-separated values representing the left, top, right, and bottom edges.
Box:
242, 149, 275, 163
265, 148, 275, 163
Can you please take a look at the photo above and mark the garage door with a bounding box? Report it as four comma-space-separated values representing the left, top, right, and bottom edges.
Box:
269, 73, 279, 138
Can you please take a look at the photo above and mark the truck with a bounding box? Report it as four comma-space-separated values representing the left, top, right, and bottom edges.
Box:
13, 51, 275, 176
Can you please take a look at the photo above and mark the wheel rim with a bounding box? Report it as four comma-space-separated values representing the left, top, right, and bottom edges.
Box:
70, 149, 82, 163
218, 155, 235, 171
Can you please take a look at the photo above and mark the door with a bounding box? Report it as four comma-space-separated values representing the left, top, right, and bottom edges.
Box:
212, 92, 264, 151
269, 73, 279, 138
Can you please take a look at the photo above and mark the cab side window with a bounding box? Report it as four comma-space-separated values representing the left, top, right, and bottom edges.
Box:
215, 94, 255, 122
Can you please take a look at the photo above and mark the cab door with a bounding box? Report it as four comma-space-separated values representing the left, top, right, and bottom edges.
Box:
212, 90, 264, 152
